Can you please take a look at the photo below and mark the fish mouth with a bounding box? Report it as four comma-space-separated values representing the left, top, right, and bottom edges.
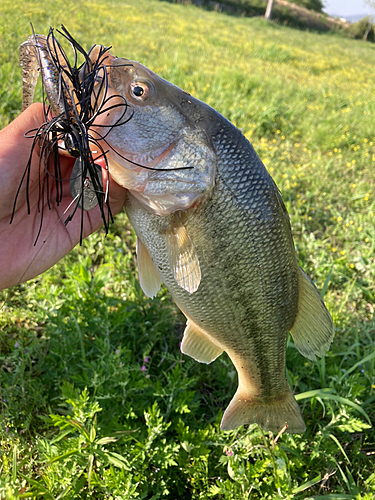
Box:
102, 138, 179, 193
115, 139, 178, 171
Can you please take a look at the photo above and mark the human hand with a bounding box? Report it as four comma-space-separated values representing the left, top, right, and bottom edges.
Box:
0, 103, 127, 290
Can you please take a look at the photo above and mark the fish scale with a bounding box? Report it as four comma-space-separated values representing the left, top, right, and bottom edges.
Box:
120, 70, 333, 431
126, 125, 299, 408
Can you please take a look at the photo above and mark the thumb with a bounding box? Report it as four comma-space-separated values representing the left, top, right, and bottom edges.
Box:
2, 103, 45, 145
0, 104, 46, 216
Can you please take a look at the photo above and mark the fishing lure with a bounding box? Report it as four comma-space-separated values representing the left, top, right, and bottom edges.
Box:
14, 26, 193, 249
13, 26, 131, 242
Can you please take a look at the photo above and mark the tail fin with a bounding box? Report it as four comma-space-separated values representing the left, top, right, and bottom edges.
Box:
220, 388, 306, 434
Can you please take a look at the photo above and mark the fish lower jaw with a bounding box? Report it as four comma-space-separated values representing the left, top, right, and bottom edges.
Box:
129, 190, 203, 216
107, 149, 201, 215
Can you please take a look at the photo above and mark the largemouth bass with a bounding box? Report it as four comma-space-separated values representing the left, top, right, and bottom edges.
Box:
20, 35, 334, 433
102, 56, 334, 434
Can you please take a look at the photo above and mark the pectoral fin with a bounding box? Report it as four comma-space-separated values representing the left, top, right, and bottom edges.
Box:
289, 268, 334, 361
166, 220, 201, 294
181, 320, 223, 364
136, 237, 162, 298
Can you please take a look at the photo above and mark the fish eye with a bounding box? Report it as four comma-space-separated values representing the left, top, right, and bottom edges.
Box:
129, 81, 151, 101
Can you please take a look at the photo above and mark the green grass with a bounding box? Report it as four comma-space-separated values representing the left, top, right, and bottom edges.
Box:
0, 0, 374, 498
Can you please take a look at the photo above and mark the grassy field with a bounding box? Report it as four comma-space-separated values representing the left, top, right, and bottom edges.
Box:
0, 0, 375, 498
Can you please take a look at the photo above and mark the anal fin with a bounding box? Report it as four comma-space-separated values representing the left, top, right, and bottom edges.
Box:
136, 237, 162, 298
181, 320, 223, 364
290, 268, 334, 361
166, 219, 201, 294
220, 388, 306, 434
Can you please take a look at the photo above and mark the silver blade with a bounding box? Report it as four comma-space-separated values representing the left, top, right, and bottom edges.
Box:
70, 157, 103, 211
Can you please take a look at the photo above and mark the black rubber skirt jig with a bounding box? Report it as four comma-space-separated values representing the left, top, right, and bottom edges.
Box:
13, 25, 131, 243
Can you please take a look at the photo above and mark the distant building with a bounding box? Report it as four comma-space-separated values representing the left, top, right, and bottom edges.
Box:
323, 12, 375, 24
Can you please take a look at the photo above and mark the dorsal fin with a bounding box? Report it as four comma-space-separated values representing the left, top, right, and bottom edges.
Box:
136, 237, 162, 298
166, 217, 201, 294
289, 268, 334, 361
